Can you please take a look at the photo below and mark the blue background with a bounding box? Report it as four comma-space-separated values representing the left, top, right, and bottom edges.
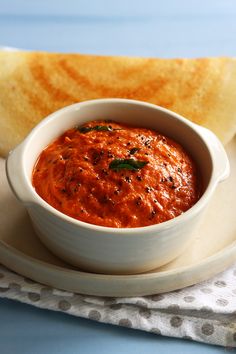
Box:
0, 1, 236, 353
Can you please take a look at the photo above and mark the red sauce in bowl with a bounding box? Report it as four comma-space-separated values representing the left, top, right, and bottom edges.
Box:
32, 120, 200, 228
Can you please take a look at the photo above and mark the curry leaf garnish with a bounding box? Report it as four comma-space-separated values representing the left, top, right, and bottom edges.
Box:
77, 125, 121, 133
129, 147, 140, 155
109, 158, 148, 171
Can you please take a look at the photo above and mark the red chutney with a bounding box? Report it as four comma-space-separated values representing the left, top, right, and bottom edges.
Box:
32, 120, 200, 228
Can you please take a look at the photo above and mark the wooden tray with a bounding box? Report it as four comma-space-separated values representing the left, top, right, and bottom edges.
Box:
0, 139, 235, 297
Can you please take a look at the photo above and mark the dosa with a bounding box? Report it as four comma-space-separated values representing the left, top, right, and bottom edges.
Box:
0, 50, 236, 156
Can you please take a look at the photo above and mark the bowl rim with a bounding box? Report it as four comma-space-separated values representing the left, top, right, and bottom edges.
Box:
10, 98, 223, 234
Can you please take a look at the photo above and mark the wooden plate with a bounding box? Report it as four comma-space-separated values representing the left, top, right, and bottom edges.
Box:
0, 139, 235, 297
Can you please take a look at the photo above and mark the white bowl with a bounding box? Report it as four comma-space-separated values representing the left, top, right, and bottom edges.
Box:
6, 99, 230, 274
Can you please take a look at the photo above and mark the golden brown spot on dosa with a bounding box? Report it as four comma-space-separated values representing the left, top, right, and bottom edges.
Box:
58, 58, 170, 102
29, 57, 77, 103
15, 74, 52, 120
58, 58, 93, 89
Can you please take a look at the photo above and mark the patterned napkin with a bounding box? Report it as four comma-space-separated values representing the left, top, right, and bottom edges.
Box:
0, 263, 235, 347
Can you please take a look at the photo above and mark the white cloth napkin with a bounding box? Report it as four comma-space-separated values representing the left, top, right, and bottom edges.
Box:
0, 263, 235, 347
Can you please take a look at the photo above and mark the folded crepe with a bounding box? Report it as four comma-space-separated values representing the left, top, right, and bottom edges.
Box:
0, 50, 236, 157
